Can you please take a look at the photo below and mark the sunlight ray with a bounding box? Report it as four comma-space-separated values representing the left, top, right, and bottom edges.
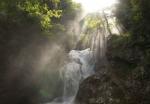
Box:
74, 0, 118, 13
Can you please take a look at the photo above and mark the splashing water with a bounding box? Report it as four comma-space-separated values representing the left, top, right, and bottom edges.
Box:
46, 48, 95, 104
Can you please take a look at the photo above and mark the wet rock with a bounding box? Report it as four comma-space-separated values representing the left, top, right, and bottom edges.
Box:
75, 72, 126, 104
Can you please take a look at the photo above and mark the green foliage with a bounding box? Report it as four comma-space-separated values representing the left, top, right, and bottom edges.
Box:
116, 0, 150, 45
115, 0, 150, 70
0, 0, 81, 33
85, 16, 101, 30
0, 0, 63, 29
19, 1, 62, 29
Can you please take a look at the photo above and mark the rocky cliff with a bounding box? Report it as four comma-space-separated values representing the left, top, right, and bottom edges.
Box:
75, 35, 150, 104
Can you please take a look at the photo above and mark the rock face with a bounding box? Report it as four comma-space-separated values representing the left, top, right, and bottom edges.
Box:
75, 72, 126, 104
75, 35, 150, 104
75, 68, 150, 104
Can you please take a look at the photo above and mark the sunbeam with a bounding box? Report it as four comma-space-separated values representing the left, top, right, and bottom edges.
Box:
74, 0, 118, 13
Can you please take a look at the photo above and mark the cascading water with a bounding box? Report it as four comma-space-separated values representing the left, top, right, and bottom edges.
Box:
46, 48, 95, 104
45, 10, 111, 104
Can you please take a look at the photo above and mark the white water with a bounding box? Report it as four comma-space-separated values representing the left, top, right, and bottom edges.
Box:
47, 48, 95, 104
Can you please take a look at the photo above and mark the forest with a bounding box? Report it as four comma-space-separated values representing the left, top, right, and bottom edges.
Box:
0, 0, 150, 104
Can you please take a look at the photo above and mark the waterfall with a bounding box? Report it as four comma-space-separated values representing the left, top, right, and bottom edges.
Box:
46, 48, 95, 104
45, 12, 111, 104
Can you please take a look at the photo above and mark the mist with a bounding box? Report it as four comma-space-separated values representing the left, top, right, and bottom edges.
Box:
1, 0, 149, 104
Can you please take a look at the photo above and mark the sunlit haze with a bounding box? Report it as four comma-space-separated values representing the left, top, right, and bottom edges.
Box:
74, 0, 118, 13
